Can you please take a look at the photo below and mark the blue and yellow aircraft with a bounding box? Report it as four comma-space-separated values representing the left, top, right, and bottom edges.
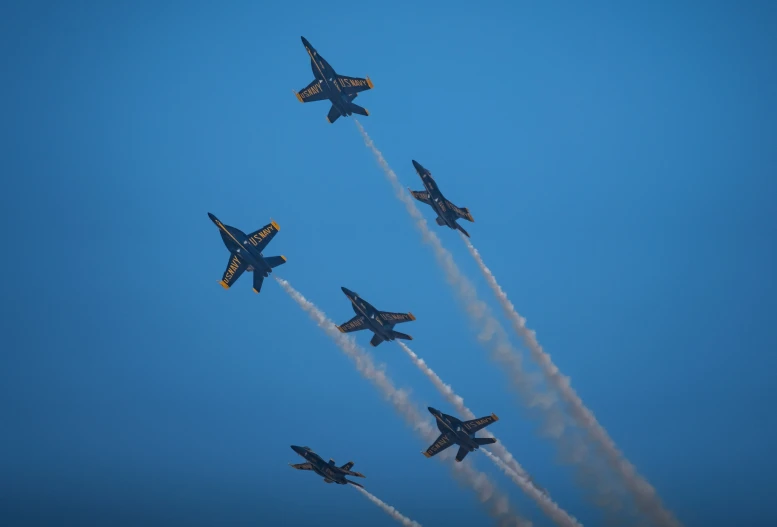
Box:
207, 212, 286, 294
336, 287, 415, 347
423, 407, 499, 462
289, 445, 366, 488
409, 159, 475, 238
293, 36, 374, 124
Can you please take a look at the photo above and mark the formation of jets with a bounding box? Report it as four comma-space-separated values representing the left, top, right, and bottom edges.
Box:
208, 37, 496, 492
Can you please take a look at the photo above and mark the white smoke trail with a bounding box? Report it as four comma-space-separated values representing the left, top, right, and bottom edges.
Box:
462, 237, 682, 527
353, 486, 422, 527
275, 277, 530, 527
398, 342, 582, 527
353, 121, 643, 523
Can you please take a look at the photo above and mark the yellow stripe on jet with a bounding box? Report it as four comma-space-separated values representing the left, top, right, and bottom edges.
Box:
219, 280, 230, 289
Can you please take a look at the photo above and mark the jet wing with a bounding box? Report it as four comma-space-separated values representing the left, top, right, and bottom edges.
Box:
446, 200, 474, 222
219, 254, 248, 289
289, 463, 314, 471
461, 414, 499, 434
247, 220, 280, 253
337, 315, 368, 334
294, 79, 329, 103
337, 75, 373, 95
378, 311, 416, 324
423, 433, 455, 458
409, 189, 432, 205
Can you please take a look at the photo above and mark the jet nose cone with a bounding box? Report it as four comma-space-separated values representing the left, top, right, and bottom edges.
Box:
428, 406, 438, 414
301, 36, 310, 47
207, 212, 218, 223
341, 286, 353, 296
412, 160, 422, 169
291, 445, 305, 454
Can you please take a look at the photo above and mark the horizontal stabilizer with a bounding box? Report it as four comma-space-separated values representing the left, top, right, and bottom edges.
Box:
474, 437, 497, 446
326, 105, 341, 124
389, 330, 413, 341
264, 255, 287, 269
346, 102, 369, 117
345, 479, 364, 488
456, 223, 470, 238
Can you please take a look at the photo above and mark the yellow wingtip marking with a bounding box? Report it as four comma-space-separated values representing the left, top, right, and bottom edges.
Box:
326, 115, 332, 123
280, 255, 287, 262
336, 326, 345, 333
219, 280, 230, 290
271, 219, 280, 231
492, 413, 499, 421
364, 108, 370, 116
366, 76, 374, 89
253, 288, 259, 294
293, 90, 303, 103
408, 312, 416, 321
407, 335, 413, 340
422, 451, 431, 458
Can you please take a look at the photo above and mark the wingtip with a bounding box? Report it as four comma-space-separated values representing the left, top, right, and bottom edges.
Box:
422, 451, 431, 458
280, 255, 287, 262
271, 219, 280, 231
408, 312, 416, 321
366, 76, 374, 89
336, 325, 345, 333
364, 108, 370, 116
252, 288, 259, 294
219, 280, 230, 290
293, 90, 303, 103
326, 115, 332, 123
492, 413, 499, 421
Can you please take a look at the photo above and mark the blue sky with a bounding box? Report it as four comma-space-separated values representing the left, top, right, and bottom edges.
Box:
2, 1, 776, 526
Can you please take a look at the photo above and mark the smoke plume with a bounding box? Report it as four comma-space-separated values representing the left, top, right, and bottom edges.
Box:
275, 277, 530, 527
398, 342, 582, 527
353, 486, 422, 527
462, 238, 681, 527
353, 121, 647, 523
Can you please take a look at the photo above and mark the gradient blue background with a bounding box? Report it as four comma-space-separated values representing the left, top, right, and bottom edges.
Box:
2, 1, 776, 526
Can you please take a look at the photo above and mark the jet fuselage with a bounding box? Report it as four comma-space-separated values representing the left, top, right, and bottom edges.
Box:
412, 160, 459, 230
430, 407, 480, 452
341, 287, 394, 341
301, 37, 354, 118
291, 446, 349, 485
208, 213, 273, 277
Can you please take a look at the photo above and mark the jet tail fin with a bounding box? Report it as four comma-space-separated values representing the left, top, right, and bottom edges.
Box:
455, 446, 470, 463
369, 333, 385, 347
474, 437, 497, 446
389, 330, 413, 341
264, 255, 287, 269
252, 272, 265, 294
346, 102, 369, 117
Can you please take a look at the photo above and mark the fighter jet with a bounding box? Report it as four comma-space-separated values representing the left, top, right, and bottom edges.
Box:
289, 445, 366, 488
294, 36, 374, 124
336, 287, 416, 347
408, 160, 475, 238
207, 212, 286, 294
423, 407, 499, 462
